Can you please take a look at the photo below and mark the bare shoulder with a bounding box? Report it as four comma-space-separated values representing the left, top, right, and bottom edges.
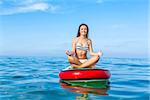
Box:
87, 38, 92, 44
72, 37, 78, 43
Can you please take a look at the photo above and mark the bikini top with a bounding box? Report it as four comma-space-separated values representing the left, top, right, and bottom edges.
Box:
76, 42, 89, 51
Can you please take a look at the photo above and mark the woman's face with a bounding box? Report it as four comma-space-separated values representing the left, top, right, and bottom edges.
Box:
79, 25, 88, 36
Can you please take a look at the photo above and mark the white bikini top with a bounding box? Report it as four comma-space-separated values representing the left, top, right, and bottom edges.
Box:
76, 42, 89, 51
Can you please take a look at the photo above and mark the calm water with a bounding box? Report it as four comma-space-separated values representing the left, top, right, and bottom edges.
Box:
0, 56, 149, 100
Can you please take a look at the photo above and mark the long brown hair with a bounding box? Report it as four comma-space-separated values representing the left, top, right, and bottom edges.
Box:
76, 23, 89, 38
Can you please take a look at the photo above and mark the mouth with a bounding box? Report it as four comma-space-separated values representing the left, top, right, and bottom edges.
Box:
82, 32, 86, 34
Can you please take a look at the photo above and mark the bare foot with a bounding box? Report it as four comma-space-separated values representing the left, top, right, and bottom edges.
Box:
90, 65, 96, 68
72, 64, 95, 69
71, 64, 80, 69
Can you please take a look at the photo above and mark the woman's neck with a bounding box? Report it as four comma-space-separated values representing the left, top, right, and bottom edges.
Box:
79, 35, 86, 39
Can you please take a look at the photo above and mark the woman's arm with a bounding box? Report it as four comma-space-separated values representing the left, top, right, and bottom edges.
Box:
88, 39, 103, 56
66, 37, 77, 56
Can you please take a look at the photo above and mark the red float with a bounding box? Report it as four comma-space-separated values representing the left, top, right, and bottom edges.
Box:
59, 69, 111, 80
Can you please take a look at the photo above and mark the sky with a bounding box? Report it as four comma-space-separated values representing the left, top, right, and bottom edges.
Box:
0, 0, 149, 58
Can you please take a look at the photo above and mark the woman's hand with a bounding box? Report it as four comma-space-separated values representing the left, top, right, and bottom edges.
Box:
97, 50, 103, 57
66, 50, 74, 56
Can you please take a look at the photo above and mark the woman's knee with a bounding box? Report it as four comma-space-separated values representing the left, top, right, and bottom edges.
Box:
68, 56, 73, 62
68, 56, 77, 63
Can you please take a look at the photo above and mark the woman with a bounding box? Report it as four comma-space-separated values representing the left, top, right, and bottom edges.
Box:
66, 23, 103, 68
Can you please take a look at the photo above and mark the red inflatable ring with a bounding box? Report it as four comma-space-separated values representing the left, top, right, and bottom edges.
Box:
59, 68, 111, 80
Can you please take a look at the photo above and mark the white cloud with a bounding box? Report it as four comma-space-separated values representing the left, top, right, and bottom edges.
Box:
0, 1, 59, 15
15, 2, 49, 13
48, 4, 60, 13
0, 0, 117, 15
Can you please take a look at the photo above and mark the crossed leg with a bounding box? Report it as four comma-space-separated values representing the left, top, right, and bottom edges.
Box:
67, 55, 100, 68
67, 56, 82, 65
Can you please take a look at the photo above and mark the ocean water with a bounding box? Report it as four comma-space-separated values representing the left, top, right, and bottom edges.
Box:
0, 56, 149, 100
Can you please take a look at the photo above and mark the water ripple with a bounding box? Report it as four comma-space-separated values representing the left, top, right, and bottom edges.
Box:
0, 56, 149, 100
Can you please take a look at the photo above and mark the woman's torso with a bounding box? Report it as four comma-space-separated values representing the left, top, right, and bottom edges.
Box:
75, 37, 89, 59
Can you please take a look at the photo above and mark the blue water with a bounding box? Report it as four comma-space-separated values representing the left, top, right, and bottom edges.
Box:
0, 56, 149, 100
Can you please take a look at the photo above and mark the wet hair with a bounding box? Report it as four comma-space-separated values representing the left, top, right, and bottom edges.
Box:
76, 23, 89, 38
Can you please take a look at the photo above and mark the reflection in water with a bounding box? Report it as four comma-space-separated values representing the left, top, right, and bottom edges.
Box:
60, 81, 110, 100
76, 94, 88, 100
